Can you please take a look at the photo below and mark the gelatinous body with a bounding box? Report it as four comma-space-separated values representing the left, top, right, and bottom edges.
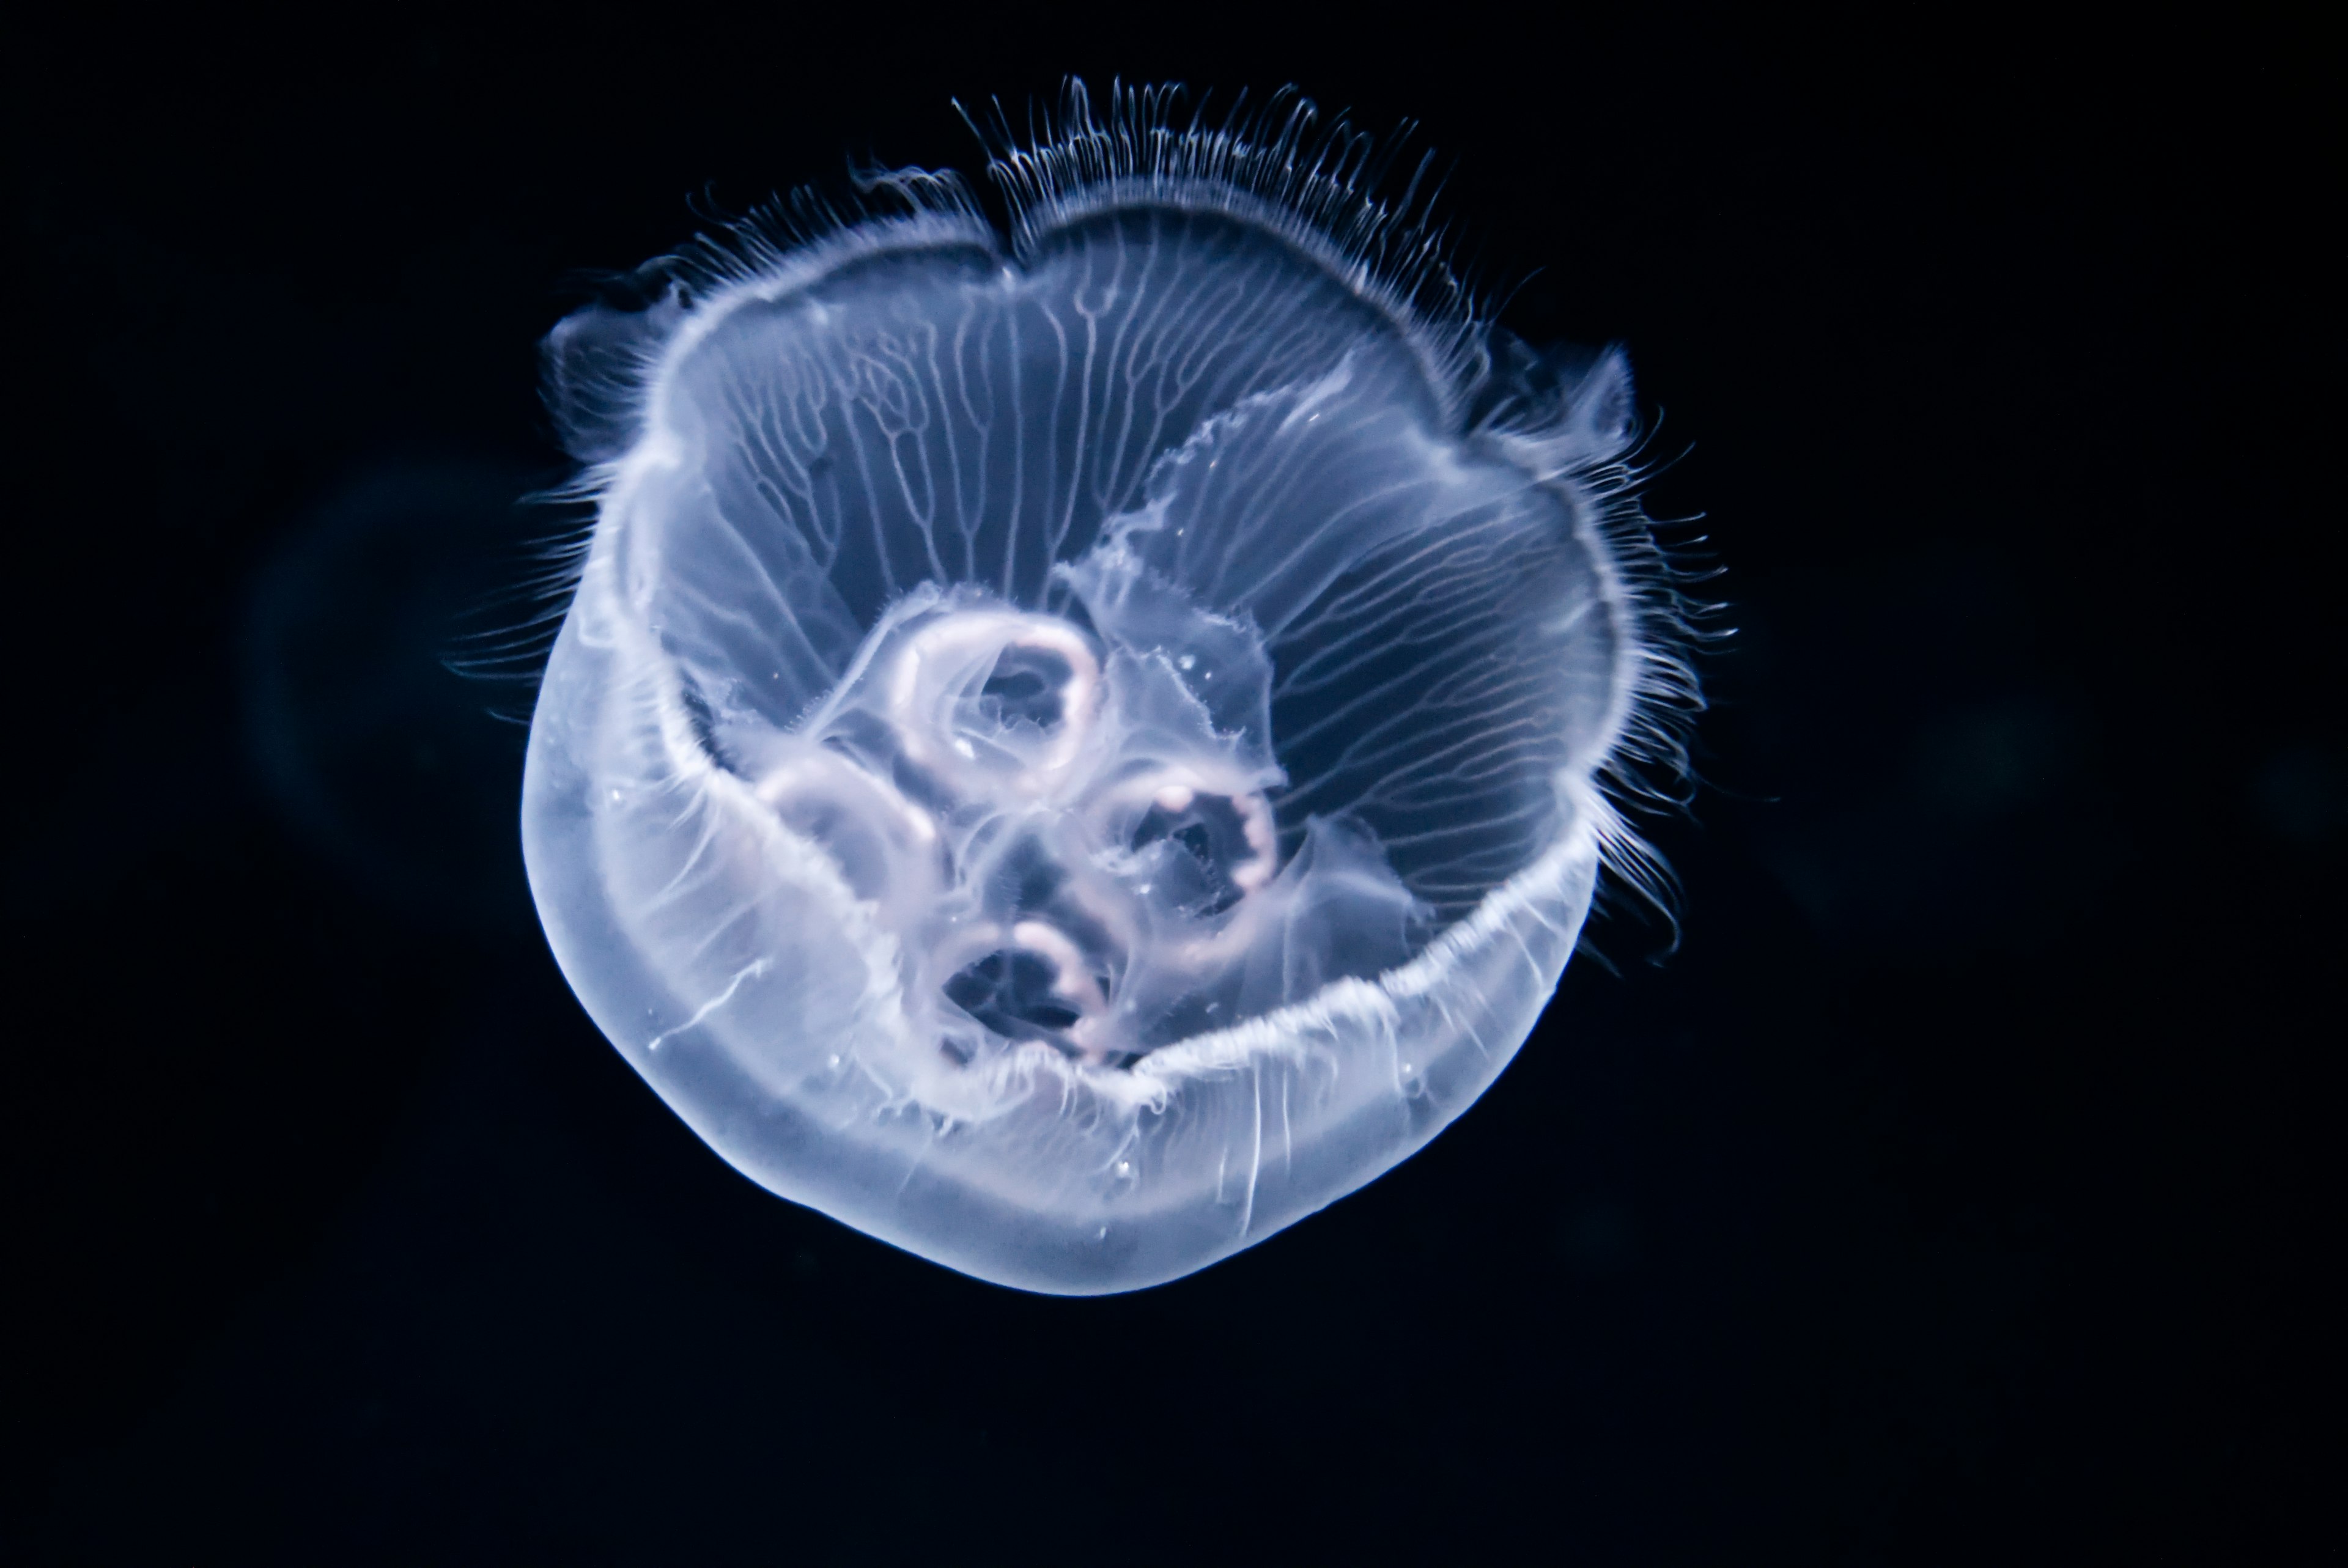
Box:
522, 92, 1691, 1292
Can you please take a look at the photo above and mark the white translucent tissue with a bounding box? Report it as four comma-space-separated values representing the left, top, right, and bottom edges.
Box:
521, 95, 1688, 1292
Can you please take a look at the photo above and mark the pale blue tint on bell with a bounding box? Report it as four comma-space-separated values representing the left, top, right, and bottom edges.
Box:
522, 88, 1696, 1293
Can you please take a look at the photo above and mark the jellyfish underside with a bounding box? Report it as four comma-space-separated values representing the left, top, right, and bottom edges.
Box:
523, 155, 1657, 1293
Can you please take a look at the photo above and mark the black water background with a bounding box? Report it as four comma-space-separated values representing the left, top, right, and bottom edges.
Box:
3, 13, 2326, 1563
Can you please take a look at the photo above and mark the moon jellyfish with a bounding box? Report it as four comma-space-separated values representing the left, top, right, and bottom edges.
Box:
249, 456, 544, 940
521, 88, 1697, 1293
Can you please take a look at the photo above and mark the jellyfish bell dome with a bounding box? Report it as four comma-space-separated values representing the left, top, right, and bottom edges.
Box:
521, 88, 1696, 1294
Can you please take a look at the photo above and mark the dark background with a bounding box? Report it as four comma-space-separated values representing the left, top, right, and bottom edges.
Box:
3, 10, 2328, 1563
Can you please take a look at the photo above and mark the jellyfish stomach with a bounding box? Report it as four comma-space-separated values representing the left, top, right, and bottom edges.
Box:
751, 587, 1324, 1072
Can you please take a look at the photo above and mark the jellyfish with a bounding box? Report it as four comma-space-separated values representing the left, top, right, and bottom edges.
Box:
249, 455, 544, 941
520, 86, 1698, 1294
